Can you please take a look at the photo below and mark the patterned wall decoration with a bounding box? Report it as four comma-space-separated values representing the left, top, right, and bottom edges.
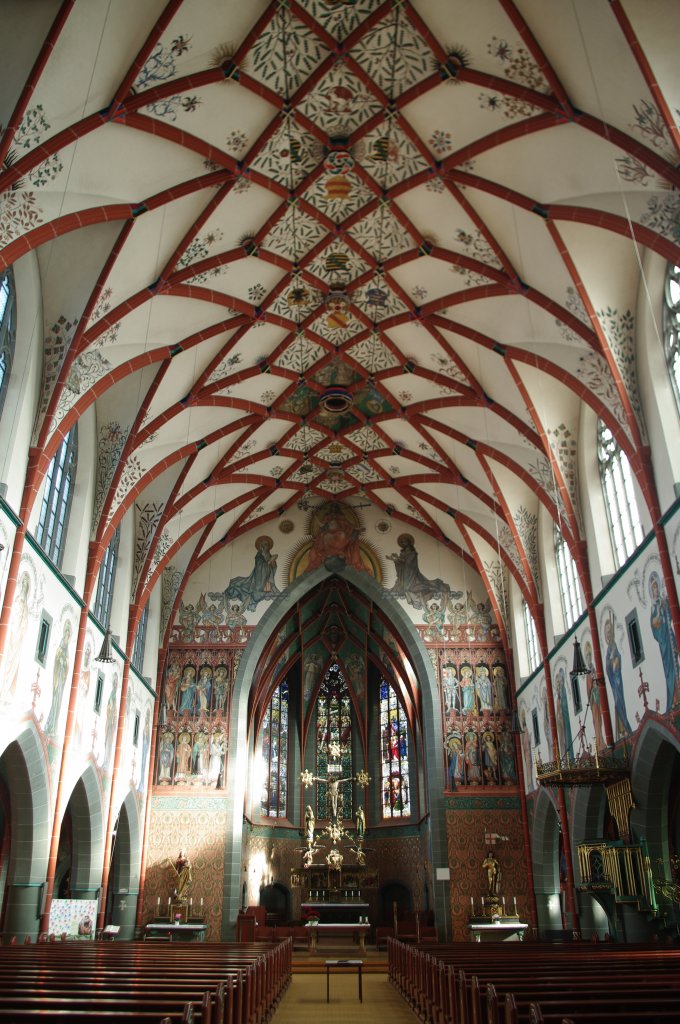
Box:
155, 648, 236, 789
143, 795, 229, 940
446, 798, 528, 940
435, 644, 517, 792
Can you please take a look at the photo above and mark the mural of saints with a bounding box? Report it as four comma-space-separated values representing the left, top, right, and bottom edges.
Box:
211, 536, 279, 613
554, 667, 572, 757
0, 570, 31, 703
387, 533, 462, 611
103, 674, 119, 770
603, 616, 632, 737
44, 618, 73, 736
648, 571, 680, 711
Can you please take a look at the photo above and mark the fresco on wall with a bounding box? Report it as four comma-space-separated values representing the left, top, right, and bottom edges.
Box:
388, 533, 462, 611
437, 647, 517, 790
647, 570, 680, 711
209, 536, 280, 613
288, 502, 382, 580
0, 555, 42, 707
600, 607, 633, 739
44, 613, 74, 738
155, 648, 235, 788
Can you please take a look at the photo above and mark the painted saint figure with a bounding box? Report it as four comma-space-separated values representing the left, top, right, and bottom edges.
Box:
648, 571, 680, 712
603, 617, 632, 736
0, 570, 30, 704
212, 536, 280, 613
306, 504, 365, 573
388, 534, 462, 611
45, 619, 73, 735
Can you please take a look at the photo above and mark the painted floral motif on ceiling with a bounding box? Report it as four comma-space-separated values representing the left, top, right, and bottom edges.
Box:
512, 505, 540, 600
52, 350, 112, 436
555, 287, 590, 345
306, 241, 370, 284
90, 288, 121, 348
547, 424, 583, 537
93, 421, 129, 533
110, 453, 145, 526
250, 117, 321, 188
286, 424, 326, 453
274, 335, 326, 375
261, 205, 327, 261
249, 9, 326, 95
134, 33, 191, 92
639, 189, 680, 247
354, 275, 407, 321
133, 502, 166, 593
429, 351, 471, 388
177, 229, 226, 284
33, 314, 79, 444
575, 350, 630, 444
204, 349, 243, 388
270, 280, 324, 321
596, 307, 647, 443
497, 522, 528, 591
298, 0, 377, 40
452, 228, 503, 271
355, 123, 429, 190
161, 565, 184, 637
482, 558, 510, 636
299, 66, 382, 134
348, 204, 414, 260
304, 171, 375, 222
627, 98, 676, 163
0, 105, 61, 247
350, 8, 433, 96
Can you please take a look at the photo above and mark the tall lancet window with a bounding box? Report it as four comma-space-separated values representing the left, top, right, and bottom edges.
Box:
380, 679, 411, 818
316, 663, 353, 819
260, 680, 289, 818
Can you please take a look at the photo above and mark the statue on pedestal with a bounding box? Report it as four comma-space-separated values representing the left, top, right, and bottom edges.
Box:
482, 850, 501, 897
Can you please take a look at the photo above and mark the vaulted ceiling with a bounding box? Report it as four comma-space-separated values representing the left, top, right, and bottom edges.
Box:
1, 1, 678, 645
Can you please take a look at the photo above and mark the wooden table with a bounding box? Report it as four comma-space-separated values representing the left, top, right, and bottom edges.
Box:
306, 923, 370, 954
326, 959, 363, 1002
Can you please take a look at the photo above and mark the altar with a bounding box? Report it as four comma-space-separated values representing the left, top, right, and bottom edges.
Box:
301, 901, 369, 924
468, 919, 528, 942
144, 922, 207, 942
306, 922, 371, 954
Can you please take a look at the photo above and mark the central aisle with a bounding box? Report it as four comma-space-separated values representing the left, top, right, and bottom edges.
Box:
273, 972, 417, 1024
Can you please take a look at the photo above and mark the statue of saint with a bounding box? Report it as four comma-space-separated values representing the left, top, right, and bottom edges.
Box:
167, 850, 193, 902
304, 804, 315, 845
355, 805, 366, 840
482, 851, 501, 897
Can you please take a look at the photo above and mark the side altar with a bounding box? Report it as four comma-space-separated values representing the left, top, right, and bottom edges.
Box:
468, 849, 527, 942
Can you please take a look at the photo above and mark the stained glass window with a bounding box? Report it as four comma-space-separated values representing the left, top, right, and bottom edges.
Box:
664, 263, 680, 411
260, 680, 289, 817
0, 267, 16, 421
554, 526, 584, 630
597, 420, 643, 568
316, 663, 352, 820
523, 600, 541, 673
380, 679, 410, 818
94, 527, 120, 626
36, 426, 78, 568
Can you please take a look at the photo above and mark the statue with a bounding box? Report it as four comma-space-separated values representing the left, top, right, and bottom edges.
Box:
167, 849, 193, 902
305, 804, 315, 845
355, 805, 366, 840
482, 850, 501, 897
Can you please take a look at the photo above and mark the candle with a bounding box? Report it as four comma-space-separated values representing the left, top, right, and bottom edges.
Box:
157, 897, 160, 907
167, 897, 171, 906
200, 898, 203, 907
190, 898, 192, 907
502, 897, 506, 906
470, 896, 474, 909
